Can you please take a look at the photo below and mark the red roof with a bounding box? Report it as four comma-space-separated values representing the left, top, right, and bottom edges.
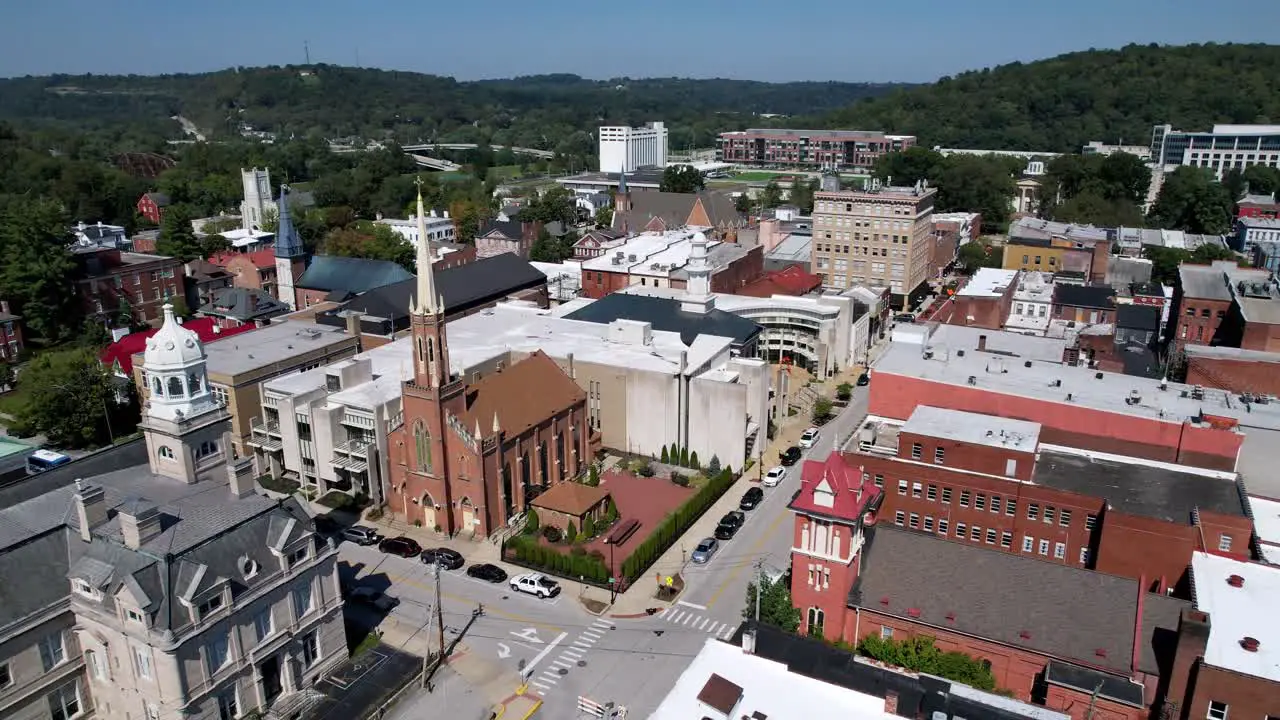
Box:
209, 249, 276, 270
100, 317, 259, 376
788, 451, 880, 522
737, 266, 824, 298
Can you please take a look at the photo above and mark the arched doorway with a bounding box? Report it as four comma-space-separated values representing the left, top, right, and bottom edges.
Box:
459, 497, 475, 531
420, 492, 436, 530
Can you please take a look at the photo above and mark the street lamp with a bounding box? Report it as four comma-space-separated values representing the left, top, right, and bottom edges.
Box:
609, 541, 616, 604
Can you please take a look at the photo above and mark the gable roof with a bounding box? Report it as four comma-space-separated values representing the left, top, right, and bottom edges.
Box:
1053, 283, 1116, 310
295, 255, 414, 297
209, 248, 276, 270
530, 481, 609, 516
99, 317, 258, 376
143, 192, 171, 206
199, 286, 291, 322
851, 526, 1187, 680
563, 293, 761, 348
460, 351, 585, 437
789, 451, 880, 522
478, 219, 524, 240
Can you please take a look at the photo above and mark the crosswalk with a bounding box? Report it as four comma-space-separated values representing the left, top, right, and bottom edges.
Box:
529, 617, 613, 694
656, 606, 737, 640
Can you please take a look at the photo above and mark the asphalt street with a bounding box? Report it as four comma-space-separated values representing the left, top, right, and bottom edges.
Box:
344, 385, 872, 718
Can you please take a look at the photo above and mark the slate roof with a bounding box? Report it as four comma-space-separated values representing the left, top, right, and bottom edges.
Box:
1053, 283, 1116, 310
1031, 450, 1246, 522
1116, 304, 1161, 332
295, 255, 415, 299
850, 526, 1184, 677
613, 191, 743, 233
562, 293, 761, 349
199, 286, 291, 322
478, 219, 524, 240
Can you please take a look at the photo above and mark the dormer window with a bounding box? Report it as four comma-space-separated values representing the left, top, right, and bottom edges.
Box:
197, 592, 224, 620
287, 546, 309, 568
73, 579, 102, 600
126, 608, 145, 625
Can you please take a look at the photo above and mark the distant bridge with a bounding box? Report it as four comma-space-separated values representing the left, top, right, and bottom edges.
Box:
402, 143, 556, 159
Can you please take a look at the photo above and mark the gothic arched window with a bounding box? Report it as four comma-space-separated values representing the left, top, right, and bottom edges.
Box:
413, 422, 432, 473
152, 377, 162, 396
187, 373, 201, 393
158, 446, 175, 459
167, 376, 183, 397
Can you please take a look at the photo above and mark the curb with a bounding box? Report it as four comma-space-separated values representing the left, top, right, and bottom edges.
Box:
608, 610, 658, 619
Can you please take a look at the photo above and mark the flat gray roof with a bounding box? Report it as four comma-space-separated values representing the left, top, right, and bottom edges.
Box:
201, 321, 352, 377
921, 325, 1069, 364
901, 406, 1041, 452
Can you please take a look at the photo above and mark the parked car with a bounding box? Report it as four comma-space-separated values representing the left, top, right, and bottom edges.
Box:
510, 573, 562, 598
466, 563, 509, 583
349, 586, 400, 612
690, 538, 719, 564
798, 427, 820, 449
377, 536, 422, 558
762, 466, 786, 487
340, 526, 381, 546
739, 487, 764, 510
894, 312, 916, 323
856, 372, 870, 387
714, 511, 746, 540
420, 547, 465, 570
779, 446, 802, 466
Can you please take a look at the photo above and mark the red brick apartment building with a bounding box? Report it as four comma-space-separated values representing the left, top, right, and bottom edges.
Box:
73, 246, 184, 327
940, 268, 1018, 329
1173, 261, 1280, 351
1184, 345, 1280, 396
788, 450, 1277, 720
1235, 192, 1280, 220
0, 300, 23, 362
867, 333, 1250, 472
848, 405, 1251, 595
578, 232, 763, 299
716, 128, 915, 170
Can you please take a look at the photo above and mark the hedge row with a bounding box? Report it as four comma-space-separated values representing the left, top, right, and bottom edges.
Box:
505, 534, 611, 584
619, 466, 734, 582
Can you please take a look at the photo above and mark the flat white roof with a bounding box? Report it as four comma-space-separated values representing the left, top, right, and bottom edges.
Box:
1191, 552, 1280, 682
619, 284, 844, 318
649, 638, 895, 720
958, 268, 1019, 298
1249, 495, 1280, 565
580, 231, 700, 273
925, 324, 1068, 364
901, 405, 1041, 452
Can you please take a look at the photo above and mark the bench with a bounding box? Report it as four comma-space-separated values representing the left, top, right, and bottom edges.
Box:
606, 518, 641, 545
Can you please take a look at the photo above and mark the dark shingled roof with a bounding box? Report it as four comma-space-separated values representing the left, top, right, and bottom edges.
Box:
850, 526, 1185, 678
199, 286, 290, 323
1031, 450, 1246, 522
295, 256, 415, 298
478, 219, 524, 240
563, 293, 761, 349
1116, 304, 1161, 332
1054, 283, 1116, 310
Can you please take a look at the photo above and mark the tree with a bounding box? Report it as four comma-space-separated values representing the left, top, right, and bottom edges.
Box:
873, 147, 945, 186
199, 234, 231, 258
0, 361, 14, 391
7, 347, 132, 449
660, 445, 670, 463
448, 199, 485, 243
530, 229, 572, 263
856, 635, 997, 692
582, 515, 596, 539
679, 446, 690, 467
320, 223, 415, 272
565, 521, 578, 543
660, 165, 704, 194
788, 178, 816, 213
1241, 165, 1280, 197
260, 206, 280, 234
761, 181, 783, 209
156, 203, 204, 261
1148, 166, 1234, 235
586, 463, 600, 486
1190, 243, 1238, 264
836, 382, 853, 401
594, 206, 613, 229
0, 199, 79, 341
707, 455, 722, 476
689, 451, 700, 470
742, 577, 800, 632
812, 397, 834, 424
734, 193, 751, 214
604, 497, 619, 524
934, 155, 1016, 233
525, 508, 540, 533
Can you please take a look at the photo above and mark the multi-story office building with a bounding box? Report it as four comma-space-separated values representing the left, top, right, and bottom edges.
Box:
598, 122, 668, 173
1150, 124, 1280, 180
811, 181, 936, 303
0, 304, 345, 720
72, 246, 185, 328
716, 129, 915, 170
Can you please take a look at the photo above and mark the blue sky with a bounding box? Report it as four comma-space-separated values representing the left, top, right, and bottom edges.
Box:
2, 0, 1277, 82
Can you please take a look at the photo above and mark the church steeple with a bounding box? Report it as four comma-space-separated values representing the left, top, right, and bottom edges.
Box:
409, 178, 451, 389
411, 180, 443, 317
274, 185, 303, 259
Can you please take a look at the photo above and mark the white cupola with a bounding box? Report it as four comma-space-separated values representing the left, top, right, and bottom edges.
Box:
143, 304, 217, 422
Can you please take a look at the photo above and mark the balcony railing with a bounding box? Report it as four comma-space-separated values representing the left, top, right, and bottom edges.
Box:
334, 439, 371, 458
251, 418, 281, 437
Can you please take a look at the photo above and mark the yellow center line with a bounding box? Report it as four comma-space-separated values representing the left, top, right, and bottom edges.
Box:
705, 504, 790, 609
385, 572, 564, 631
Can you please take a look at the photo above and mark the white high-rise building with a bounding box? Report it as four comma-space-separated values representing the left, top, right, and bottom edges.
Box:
599, 122, 668, 173
240, 167, 278, 231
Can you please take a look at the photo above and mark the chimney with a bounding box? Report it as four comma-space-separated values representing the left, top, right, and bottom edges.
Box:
73, 479, 107, 542
883, 691, 899, 715
225, 431, 257, 498
977, 334, 987, 351
118, 500, 163, 549
741, 625, 756, 655
1165, 609, 1211, 711
566, 352, 575, 379
345, 312, 364, 352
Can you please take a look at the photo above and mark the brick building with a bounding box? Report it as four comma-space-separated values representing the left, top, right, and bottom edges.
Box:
716, 128, 915, 170
209, 249, 279, 294
475, 218, 541, 260
1173, 261, 1278, 351
1184, 345, 1280, 396
929, 212, 981, 279
734, 265, 823, 298
1004, 218, 1111, 284
851, 406, 1251, 596
788, 451, 1187, 717
1052, 284, 1117, 325
1236, 192, 1280, 220
135, 191, 170, 224
868, 331, 1254, 472
72, 246, 184, 327
386, 196, 598, 535
0, 300, 23, 362
940, 268, 1018, 329
579, 231, 763, 300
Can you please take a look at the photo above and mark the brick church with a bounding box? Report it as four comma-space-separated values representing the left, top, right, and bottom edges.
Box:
387, 191, 596, 538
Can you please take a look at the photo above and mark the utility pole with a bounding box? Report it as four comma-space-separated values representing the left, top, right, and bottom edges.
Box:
420, 595, 435, 688
754, 560, 764, 622
434, 560, 446, 664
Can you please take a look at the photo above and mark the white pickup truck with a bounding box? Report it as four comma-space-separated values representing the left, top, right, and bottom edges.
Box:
510, 573, 562, 599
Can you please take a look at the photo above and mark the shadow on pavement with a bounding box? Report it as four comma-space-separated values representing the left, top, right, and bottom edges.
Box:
301, 643, 421, 720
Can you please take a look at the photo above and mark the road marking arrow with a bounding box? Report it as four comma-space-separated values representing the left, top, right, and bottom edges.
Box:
497, 643, 511, 659
511, 627, 543, 644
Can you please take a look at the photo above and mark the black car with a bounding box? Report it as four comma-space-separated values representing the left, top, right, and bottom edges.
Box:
856, 372, 870, 387
377, 536, 423, 558
714, 511, 746, 541
466, 563, 509, 583
715, 522, 741, 540
739, 487, 765, 510
421, 547, 465, 570
779, 446, 802, 466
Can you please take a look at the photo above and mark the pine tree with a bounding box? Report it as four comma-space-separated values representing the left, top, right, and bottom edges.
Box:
679, 446, 690, 467
566, 521, 578, 543
660, 445, 670, 463
690, 451, 700, 470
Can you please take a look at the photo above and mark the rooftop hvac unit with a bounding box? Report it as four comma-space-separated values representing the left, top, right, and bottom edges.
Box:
628, 254, 637, 262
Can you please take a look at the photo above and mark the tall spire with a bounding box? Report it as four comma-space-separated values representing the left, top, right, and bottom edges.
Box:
411, 178, 441, 316
680, 232, 715, 314
274, 184, 303, 259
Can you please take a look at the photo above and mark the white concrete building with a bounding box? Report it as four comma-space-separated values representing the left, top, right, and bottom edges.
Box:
1082, 140, 1153, 160
1237, 216, 1280, 247
376, 211, 457, 247
598, 122, 668, 173
258, 303, 770, 499
239, 168, 277, 232
1151, 123, 1280, 180
1005, 271, 1055, 334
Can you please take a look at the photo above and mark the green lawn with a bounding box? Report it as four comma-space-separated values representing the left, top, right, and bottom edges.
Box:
728, 171, 799, 182
0, 384, 32, 417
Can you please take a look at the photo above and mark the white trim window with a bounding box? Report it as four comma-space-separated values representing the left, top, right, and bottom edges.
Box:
39, 632, 66, 671
133, 646, 154, 681
72, 579, 101, 601
301, 630, 321, 667
217, 687, 240, 720
253, 607, 274, 644
1206, 701, 1228, 720
293, 582, 315, 619
206, 632, 231, 674
85, 650, 107, 681
47, 682, 82, 720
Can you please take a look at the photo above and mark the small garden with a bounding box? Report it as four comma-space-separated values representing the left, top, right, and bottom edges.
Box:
317, 490, 372, 511
503, 501, 620, 585
619, 465, 735, 582
256, 474, 300, 495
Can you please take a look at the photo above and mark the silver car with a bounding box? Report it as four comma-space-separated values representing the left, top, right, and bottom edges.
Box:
690, 537, 719, 564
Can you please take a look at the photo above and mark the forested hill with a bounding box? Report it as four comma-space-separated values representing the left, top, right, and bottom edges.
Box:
817, 43, 1280, 152
0, 67, 906, 152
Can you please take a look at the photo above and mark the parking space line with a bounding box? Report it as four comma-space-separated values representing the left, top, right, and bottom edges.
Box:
552, 660, 571, 669
538, 674, 558, 684
532, 681, 551, 690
